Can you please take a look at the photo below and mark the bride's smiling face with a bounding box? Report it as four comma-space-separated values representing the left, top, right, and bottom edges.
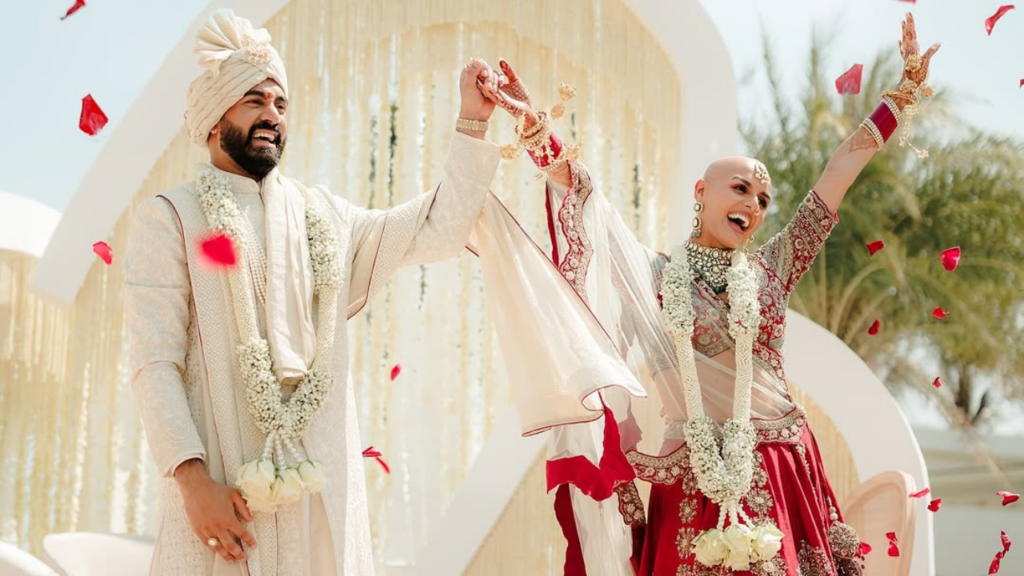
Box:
691, 157, 773, 250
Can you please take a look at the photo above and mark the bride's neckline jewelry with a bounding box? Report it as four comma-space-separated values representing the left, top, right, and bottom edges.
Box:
685, 241, 734, 294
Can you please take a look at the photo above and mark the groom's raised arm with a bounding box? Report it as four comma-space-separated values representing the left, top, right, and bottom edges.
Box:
328, 58, 501, 317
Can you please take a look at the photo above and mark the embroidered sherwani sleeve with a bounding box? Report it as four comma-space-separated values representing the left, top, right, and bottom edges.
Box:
125, 197, 207, 478
757, 190, 840, 293
335, 131, 500, 315
398, 131, 501, 264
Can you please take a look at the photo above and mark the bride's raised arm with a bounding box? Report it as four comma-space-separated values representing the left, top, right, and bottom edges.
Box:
812, 13, 939, 215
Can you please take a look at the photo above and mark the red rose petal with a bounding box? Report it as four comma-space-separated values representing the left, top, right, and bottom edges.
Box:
997, 491, 1020, 506
835, 64, 864, 95
859, 542, 873, 556
60, 0, 85, 20
933, 307, 949, 319
986, 5, 1015, 35
940, 246, 961, 271
989, 531, 1012, 574
92, 241, 112, 265
361, 446, 391, 474
868, 319, 881, 335
909, 488, 931, 498
887, 532, 900, 557
1020, 79, 1024, 88
927, 498, 942, 512
897, 0, 917, 3
198, 233, 237, 268
390, 364, 401, 381
866, 239, 886, 256
79, 94, 108, 136
933, 377, 942, 388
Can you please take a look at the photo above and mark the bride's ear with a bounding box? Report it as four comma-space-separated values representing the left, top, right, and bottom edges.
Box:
694, 179, 707, 202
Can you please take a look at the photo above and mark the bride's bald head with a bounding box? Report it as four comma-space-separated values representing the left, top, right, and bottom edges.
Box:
692, 157, 773, 249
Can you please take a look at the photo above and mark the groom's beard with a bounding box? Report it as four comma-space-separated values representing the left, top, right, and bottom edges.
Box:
218, 119, 286, 180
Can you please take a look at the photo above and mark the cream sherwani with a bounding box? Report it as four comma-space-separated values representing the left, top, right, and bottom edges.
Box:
125, 132, 499, 575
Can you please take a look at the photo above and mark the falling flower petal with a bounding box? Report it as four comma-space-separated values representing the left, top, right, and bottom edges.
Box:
835, 64, 864, 95
985, 5, 1015, 35
859, 542, 873, 556
79, 94, 108, 136
910, 488, 931, 498
933, 377, 942, 388
868, 319, 881, 336
60, 0, 85, 20
198, 233, 237, 268
897, 0, 916, 3
997, 491, 1020, 506
933, 307, 949, 319
390, 364, 401, 381
928, 498, 942, 512
866, 239, 886, 256
1020, 79, 1024, 88
940, 246, 961, 271
92, 241, 112, 265
989, 531, 1012, 574
887, 532, 900, 557
361, 446, 391, 474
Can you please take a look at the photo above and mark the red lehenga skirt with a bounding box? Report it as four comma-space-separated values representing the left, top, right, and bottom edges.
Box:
622, 408, 864, 576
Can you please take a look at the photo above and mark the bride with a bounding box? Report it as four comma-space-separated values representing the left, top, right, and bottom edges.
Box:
468, 13, 938, 576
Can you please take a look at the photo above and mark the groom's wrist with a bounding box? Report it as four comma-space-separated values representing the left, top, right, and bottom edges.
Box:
173, 458, 210, 485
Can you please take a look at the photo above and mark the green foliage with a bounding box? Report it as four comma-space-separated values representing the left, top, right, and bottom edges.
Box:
742, 37, 1024, 426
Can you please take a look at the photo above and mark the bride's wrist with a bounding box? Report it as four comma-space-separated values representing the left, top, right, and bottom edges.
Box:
521, 109, 540, 129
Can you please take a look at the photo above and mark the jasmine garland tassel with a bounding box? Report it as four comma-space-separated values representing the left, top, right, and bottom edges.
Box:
660, 242, 784, 570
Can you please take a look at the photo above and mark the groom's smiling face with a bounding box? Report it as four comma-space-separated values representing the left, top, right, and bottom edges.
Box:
211, 79, 289, 179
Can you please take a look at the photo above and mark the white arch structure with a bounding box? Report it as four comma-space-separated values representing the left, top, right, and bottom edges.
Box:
0, 193, 61, 259
24, 1, 932, 574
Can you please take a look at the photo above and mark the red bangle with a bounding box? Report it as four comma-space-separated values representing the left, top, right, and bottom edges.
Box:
527, 132, 564, 168
867, 99, 900, 143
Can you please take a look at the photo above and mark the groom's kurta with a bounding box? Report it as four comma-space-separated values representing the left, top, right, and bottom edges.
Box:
125, 132, 499, 576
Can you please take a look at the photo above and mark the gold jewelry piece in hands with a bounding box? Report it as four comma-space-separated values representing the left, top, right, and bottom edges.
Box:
885, 13, 940, 158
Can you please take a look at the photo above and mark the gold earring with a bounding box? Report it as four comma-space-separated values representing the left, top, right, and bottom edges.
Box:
691, 201, 703, 238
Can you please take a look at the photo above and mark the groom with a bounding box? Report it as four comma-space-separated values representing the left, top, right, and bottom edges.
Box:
124, 10, 500, 575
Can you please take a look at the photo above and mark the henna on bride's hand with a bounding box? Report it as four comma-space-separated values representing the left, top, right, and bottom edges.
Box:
848, 127, 879, 153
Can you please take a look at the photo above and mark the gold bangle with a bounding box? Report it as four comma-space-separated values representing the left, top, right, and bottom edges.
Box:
456, 118, 489, 133
861, 119, 884, 150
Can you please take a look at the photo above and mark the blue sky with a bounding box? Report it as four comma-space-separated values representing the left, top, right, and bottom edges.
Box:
2, 0, 1021, 210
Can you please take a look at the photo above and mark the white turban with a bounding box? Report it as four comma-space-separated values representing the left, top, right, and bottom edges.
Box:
184, 10, 289, 149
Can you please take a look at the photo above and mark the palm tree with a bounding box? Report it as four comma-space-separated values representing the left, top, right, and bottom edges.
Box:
742, 36, 1024, 429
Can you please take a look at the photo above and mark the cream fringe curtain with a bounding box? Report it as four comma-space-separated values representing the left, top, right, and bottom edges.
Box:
0, 0, 685, 569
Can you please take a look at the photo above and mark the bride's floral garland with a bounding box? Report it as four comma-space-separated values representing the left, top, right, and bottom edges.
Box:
660, 243, 784, 570
196, 166, 341, 513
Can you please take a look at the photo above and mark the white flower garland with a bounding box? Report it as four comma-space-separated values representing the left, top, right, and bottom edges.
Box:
196, 167, 341, 513
660, 243, 784, 570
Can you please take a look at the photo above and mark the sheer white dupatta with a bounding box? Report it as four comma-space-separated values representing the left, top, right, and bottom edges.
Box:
469, 160, 801, 574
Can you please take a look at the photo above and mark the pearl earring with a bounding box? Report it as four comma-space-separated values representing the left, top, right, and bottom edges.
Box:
691, 201, 703, 238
